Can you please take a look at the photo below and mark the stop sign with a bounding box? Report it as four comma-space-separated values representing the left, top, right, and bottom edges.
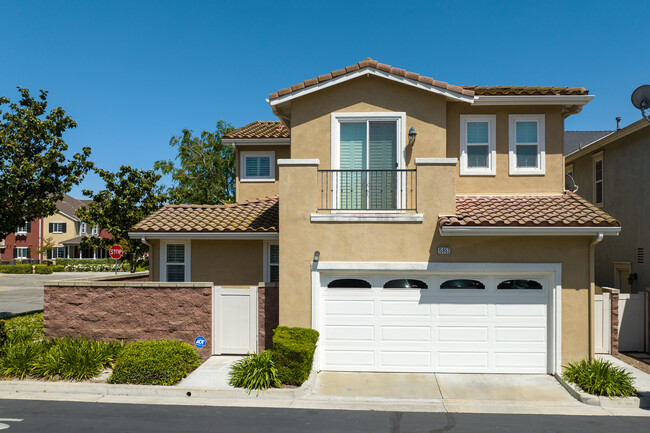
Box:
109, 245, 123, 259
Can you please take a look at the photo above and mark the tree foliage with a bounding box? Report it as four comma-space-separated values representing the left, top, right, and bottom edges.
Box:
0, 88, 92, 241
77, 166, 166, 272
155, 121, 235, 205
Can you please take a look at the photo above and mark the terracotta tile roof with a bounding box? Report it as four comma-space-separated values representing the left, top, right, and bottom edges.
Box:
223, 121, 290, 140
269, 58, 474, 100
439, 192, 618, 228
464, 86, 589, 96
131, 196, 278, 233
268, 58, 590, 101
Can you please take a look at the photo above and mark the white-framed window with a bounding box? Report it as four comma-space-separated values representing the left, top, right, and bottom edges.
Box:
160, 241, 191, 282
15, 223, 28, 235
330, 112, 406, 211
14, 247, 29, 260
593, 151, 604, 207
91, 225, 99, 236
47, 247, 67, 260
49, 222, 66, 234
240, 151, 275, 182
509, 114, 545, 175
79, 222, 87, 236
263, 241, 279, 283
460, 114, 496, 175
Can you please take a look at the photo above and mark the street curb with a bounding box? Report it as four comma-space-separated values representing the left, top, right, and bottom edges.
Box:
554, 374, 644, 408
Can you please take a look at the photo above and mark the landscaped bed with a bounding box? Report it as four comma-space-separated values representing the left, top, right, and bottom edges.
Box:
0, 313, 198, 385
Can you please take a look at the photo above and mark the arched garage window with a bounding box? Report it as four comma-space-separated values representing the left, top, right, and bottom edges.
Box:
383, 279, 428, 289
440, 279, 485, 289
327, 279, 371, 288
497, 280, 543, 290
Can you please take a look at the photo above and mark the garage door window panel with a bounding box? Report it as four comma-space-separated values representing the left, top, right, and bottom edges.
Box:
327, 278, 371, 288
497, 279, 543, 290
383, 279, 428, 289
440, 279, 485, 290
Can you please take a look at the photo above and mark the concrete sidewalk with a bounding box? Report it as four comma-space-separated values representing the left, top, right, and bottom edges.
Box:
177, 356, 242, 388
600, 355, 650, 405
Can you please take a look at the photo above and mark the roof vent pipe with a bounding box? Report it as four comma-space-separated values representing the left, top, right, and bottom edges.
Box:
616, 117, 622, 130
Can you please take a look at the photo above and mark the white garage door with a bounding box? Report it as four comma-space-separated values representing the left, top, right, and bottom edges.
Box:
319, 273, 551, 374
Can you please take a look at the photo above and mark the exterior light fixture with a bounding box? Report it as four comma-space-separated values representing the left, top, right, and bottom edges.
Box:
313, 251, 320, 262
408, 127, 417, 145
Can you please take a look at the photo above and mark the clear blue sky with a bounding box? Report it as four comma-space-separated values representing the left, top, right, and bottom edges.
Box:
2, 1, 648, 197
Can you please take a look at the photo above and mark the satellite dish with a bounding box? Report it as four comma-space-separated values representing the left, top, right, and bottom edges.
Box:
631, 85, 650, 121
565, 173, 578, 192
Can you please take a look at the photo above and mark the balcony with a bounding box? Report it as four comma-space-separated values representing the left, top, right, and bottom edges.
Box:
317, 169, 417, 212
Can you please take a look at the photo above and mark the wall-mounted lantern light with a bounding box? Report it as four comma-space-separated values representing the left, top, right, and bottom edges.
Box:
313, 251, 320, 263
408, 127, 417, 146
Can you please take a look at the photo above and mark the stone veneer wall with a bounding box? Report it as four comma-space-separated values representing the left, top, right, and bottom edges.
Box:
44, 280, 213, 359
258, 283, 279, 352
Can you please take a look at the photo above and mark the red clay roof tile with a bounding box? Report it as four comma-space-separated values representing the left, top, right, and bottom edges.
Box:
438, 192, 618, 228
223, 121, 290, 140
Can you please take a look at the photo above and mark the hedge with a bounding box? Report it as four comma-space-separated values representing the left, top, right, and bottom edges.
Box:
109, 340, 200, 385
272, 326, 319, 386
52, 265, 65, 272
0, 265, 32, 274
34, 265, 53, 274
55, 258, 114, 266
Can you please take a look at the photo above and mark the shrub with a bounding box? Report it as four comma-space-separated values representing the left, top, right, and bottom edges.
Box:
52, 265, 65, 272
4, 313, 44, 345
55, 258, 113, 267
0, 340, 43, 379
229, 351, 281, 394
34, 265, 53, 274
109, 340, 200, 385
0, 264, 32, 274
272, 326, 319, 386
563, 359, 637, 397
0, 320, 7, 354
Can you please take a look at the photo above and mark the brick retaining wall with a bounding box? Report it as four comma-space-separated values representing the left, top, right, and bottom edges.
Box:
258, 283, 279, 352
44, 281, 213, 358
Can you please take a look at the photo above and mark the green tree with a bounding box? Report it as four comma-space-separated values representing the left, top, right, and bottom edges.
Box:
0, 88, 92, 241
77, 166, 167, 272
155, 121, 236, 205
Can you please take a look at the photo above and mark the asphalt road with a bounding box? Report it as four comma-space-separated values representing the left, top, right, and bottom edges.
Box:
0, 272, 111, 317
0, 399, 648, 433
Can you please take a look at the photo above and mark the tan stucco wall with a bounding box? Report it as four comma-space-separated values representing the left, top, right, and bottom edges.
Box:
447, 103, 565, 194
279, 163, 592, 364
236, 145, 290, 203
289, 75, 447, 168
568, 127, 650, 292
42, 213, 79, 246
191, 240, 264, 285
149, 239, 159, 282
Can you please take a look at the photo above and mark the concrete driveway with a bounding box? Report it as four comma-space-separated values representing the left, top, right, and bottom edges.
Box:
0, 272, 113, 317
312, 372, 575, 403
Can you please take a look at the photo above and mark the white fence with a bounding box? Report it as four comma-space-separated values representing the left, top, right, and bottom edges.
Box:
595, 291, 648, 354
212, 286, 258, 355
595, 293, 611, 354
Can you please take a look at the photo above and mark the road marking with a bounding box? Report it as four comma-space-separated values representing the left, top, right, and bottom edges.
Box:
0, 419, 23, 431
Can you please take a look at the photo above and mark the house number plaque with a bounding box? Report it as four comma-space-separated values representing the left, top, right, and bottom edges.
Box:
437, 246, 451, 255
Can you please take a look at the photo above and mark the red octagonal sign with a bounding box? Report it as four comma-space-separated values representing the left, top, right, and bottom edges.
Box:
109, 245, 123, 259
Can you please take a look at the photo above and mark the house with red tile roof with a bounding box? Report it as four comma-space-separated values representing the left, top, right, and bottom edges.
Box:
130, 58, 619, 374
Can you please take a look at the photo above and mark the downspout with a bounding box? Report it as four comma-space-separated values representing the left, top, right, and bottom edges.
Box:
589, 232, 604, 359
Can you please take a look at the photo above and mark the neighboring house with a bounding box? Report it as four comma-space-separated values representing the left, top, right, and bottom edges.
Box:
131, 58, 620, 375
0, 194, 110, 263
0, 218, 43, 263
565, 118, 650, 293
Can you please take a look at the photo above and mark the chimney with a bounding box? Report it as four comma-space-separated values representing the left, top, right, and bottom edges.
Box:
616, 117, 622, 130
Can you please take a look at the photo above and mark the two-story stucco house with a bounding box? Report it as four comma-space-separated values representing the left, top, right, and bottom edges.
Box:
131, 58, 620, 375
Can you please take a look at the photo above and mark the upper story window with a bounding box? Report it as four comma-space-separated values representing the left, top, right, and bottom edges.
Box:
331, 112, 405, 211
79, 222, 87, 236
15, 223, 29, 235
267, 243, 279, 283
49, 222, 66, 234
91, 225, 99, 236
593, 151, 604, 207
509, 114, 545, 175
460, 115, 496, 175
241, 151, 275, 182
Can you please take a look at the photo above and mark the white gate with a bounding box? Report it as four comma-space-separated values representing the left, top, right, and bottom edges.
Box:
594, 293, 611, 354
212, 286, 258, 355
618, 293, 648, 352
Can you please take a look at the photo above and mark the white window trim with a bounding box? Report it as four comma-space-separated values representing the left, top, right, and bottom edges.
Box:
330, 112, 407, 212
593, 151, 604, 207
263, 240, 279, 283
460, 114, 496, 176
160, 240, 191, 282
15, 247, 29, 260
15, 223, 28, 235
79, 222, 87, 236
508, 114, 545, 175
51, 221, 65, 234
240, 151, 275, 182
91, 225, 100, 236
